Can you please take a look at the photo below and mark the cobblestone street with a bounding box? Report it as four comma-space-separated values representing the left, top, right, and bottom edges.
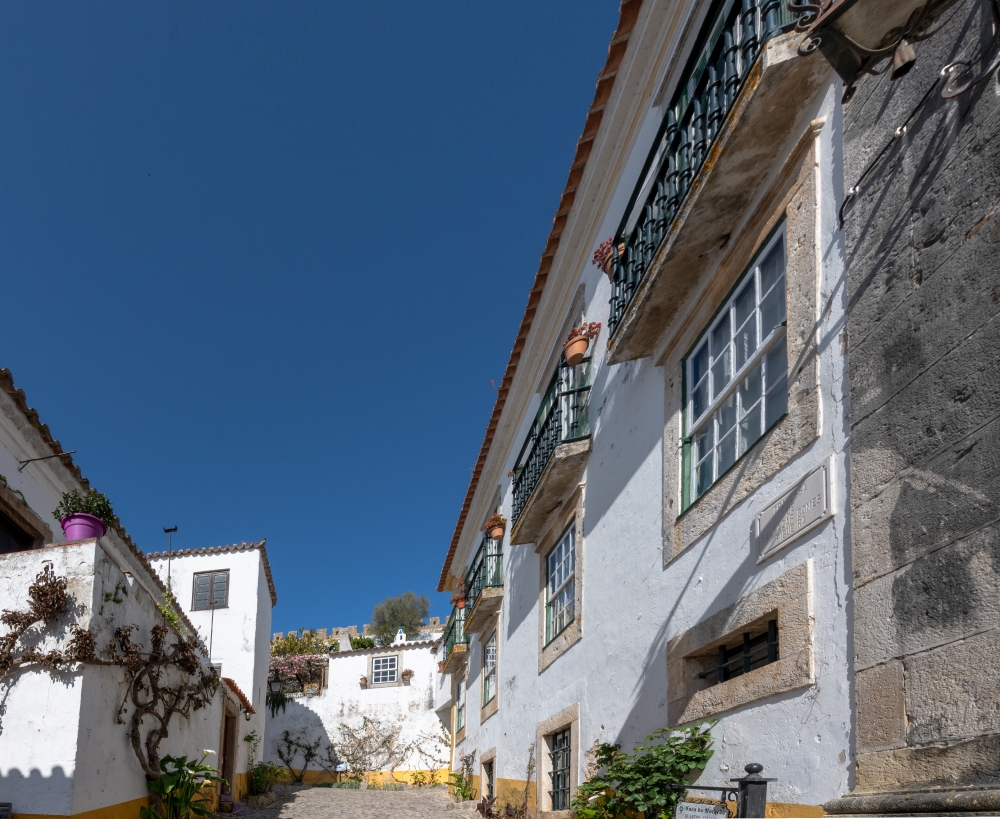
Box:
252, 786, 478, 819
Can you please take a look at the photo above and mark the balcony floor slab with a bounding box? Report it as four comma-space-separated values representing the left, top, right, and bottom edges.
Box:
465, 587, 504, 634
511, 438, 591, 545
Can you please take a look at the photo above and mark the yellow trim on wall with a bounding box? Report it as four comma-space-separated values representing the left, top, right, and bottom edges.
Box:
766, 803, 825, 817
13, 795, 150, 819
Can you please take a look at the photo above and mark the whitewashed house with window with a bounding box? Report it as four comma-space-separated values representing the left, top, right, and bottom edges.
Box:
148, 541, 276, 803
265, 629, 450, 784
436, 0, 849, 815
0, 369, 226, 818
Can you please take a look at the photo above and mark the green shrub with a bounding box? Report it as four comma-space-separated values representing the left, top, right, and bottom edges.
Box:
138, 753, 226, 819
349, 635, 376, 650
246, 760, 282, 795
53, 489, 115, 527
571, 723, 715, 819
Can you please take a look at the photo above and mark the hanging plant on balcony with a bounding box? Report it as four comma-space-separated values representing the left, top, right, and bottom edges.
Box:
450, 578, 466, 610
484, 513, 507, 541
564, 322, 602, 367
592, 238, 625, 281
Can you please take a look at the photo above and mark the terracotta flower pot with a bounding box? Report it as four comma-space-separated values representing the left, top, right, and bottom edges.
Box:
488, 525, 505, 540
456, 598, 466, 609
564, 336, 589, 366
602, 254, 614, 281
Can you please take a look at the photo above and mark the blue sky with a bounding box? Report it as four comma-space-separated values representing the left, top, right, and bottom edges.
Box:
0, 3, 618, 632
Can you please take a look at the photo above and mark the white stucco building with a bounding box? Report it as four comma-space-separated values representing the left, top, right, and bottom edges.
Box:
0, 369, 227, 818
148, 540, 277, 802
436, 2, 848, 815
265, 630, 450, 784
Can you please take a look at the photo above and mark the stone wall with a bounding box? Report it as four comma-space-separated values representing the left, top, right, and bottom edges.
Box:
832, 0, 1000, 812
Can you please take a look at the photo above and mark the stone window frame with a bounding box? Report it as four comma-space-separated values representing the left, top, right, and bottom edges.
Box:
667, 559, 814, 725
537, 488, 585, 674
662, 120, 824, 564
0, 478, 52, 550
454, 672, 467, 745
366, 652, 403, 688
535, 703, 580, 819
481, 622, 499, 724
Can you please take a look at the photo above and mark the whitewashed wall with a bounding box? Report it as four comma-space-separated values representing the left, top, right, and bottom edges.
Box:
445, 20, 851, 811
0, 540, 223, 815
265, 640, 449, 778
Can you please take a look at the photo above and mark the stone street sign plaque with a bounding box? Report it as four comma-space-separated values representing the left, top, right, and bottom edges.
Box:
755, 462, 831, 562
675, 801, 730, 818
0, 803, 11, 819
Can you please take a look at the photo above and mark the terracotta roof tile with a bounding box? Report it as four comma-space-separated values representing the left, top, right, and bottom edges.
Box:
147, 540, 278, 607
437, 0, 643, 590
222, 677, 256, 714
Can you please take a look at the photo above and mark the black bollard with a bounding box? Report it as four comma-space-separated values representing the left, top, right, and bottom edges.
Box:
732, 763, 775, 818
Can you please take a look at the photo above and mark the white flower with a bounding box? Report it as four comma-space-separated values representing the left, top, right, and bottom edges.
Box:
203, 749, 217, 756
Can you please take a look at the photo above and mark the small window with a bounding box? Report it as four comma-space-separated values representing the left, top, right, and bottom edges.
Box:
192, 570, 229, 611
372, 655, 398, 684
483, 760, 495, 801
545, 524, 575, 644
549, 728, 571, 810
699, 620, 779, 686
685, 228, 788, 507
483, 632, 497, 706
456, 675, 466, 731
0, 510, 32, 555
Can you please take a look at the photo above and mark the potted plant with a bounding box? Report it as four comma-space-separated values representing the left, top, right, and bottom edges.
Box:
451, 579, 466, 610
484, 513, 506, 541
438, 661, 445, 672
563, 322, 602, 367
359, 675, 368, 688
592, 238, 626, 281
401, 669, 414, 683
53, 489, 115, 541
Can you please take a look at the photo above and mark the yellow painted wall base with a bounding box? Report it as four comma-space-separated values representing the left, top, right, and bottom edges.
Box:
766, 803, 825, 817
282, 767, 448, 787
13, 795, 150, 819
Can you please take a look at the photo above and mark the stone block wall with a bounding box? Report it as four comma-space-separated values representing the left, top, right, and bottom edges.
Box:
833, 0, 1000, 811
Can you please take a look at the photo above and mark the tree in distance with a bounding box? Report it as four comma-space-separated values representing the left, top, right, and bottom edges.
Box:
370, 591, 430, 646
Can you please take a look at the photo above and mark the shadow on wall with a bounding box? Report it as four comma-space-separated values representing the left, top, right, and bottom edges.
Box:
0, 765, 73, 814
266, 696, 337, 782
505, 538, 539, 638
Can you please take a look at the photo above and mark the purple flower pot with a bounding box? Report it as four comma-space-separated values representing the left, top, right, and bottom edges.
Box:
61, 513, 107, 541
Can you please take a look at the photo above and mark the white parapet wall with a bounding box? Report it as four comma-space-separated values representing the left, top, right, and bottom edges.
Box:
265, 637, 450, 785
0, 539, 224, 818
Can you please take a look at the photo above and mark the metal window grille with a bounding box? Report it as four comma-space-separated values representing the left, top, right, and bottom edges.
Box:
512, 357, 593, 526
483, 633, 497, 706
465, 532, 504, 613
685, 229, 788, 506
699, 620, 779, 685
545, 525, 575, 644
484, 761, 495, 801
608, 0, 800, 335
192, 570, 229, 611
372, 655, 397, 684
444, 605, 467, 659
549, 728, 571, 810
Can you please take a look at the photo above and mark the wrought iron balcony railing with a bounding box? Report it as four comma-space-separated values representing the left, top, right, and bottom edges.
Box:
512, 356, 593, 526
608, 0, 799, 336
464, 532, 503, 614
443, 605, 467, 659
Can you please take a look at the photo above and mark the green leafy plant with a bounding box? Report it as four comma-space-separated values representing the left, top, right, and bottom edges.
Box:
349, 635, 376, 650
410, 770, 427, 788
271, 629, 339, 657
138, 752, 226, 819
571, 723, 715, 819
369, 591, 430, 646
157, 590, 186, 634
52, 489, 115, 527
449, 772, 476, 801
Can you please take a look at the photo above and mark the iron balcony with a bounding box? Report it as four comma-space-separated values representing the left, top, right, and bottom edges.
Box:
442, 604, 468, 674
464, 532, 503, 634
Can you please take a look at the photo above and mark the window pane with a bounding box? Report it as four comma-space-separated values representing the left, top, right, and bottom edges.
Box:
760, 242, 785, 293
711, 342, 732, 399
734, 313, 758, 370
212, 572, 228, 606
734, 277, 756, 331
717, 393, 736, 437
738, 363, 763, 415
691, 377, 708, 420
692, 426, 713, 465
691, 342, 709, 385
760, 278, 785, 335
738, 403, 762, 456
766, 335, 787, 382
717, 427, 736, 475
696, 455, 714, 497
765, 374, 788, 429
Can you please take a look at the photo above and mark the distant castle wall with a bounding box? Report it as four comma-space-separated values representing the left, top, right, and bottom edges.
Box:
273, 616, 443, 642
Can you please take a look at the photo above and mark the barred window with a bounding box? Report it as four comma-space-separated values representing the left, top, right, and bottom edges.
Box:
456, 675, 466, 731
483, 632, 497, 706
372, 655, 397, 684
545, 524, 575, 644
484, 760, 495, 801
685, 227, 788, 506
192, 570, 229, 611
549, 728, 571, 810
699, 620, 779, 686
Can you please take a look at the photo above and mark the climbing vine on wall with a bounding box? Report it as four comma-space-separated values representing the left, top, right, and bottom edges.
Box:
0, 565, 220, 798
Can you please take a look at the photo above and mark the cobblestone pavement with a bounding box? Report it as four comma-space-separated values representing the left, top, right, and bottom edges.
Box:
251, 786, 478, 819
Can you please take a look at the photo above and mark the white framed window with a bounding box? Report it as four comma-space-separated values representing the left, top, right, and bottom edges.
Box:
372, 655, 398, 684
192, 570, 229, 611
545, 524, 575, 644
483, 631, 497, 706
456, 675, 466, 731
685, 227, 788, 506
